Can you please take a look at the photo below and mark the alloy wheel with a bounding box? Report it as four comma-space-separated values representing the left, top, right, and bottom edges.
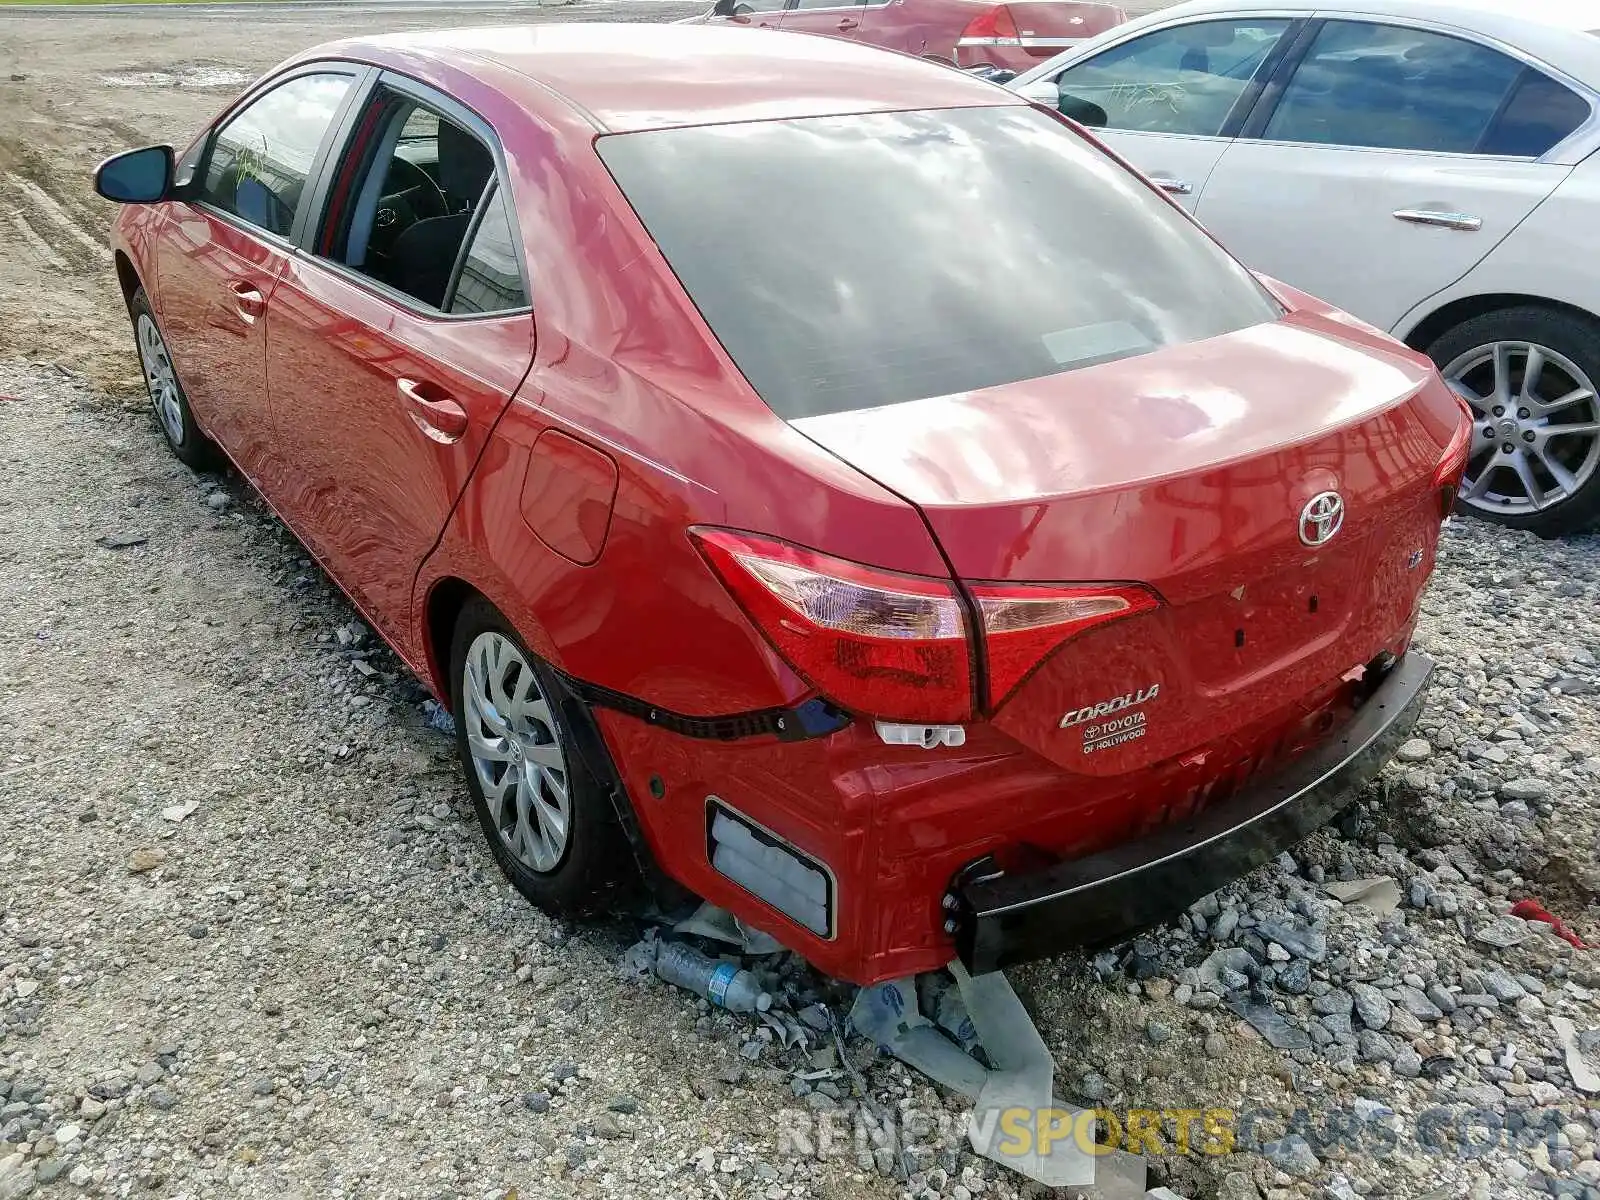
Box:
136, 313, 185, 447
461, 631, 571, 874
1443, 340, 1600, 516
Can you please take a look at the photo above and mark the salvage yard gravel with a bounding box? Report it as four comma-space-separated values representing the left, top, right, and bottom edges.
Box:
1, 358, 1597, 1200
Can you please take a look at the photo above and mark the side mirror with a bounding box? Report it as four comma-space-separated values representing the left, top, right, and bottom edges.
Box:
94, 145, 175, 204
711, 0, 738, 14
1057, 91, 1108, 128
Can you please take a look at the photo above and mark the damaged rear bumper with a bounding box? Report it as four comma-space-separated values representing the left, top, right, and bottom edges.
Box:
952, 650, 1434, 974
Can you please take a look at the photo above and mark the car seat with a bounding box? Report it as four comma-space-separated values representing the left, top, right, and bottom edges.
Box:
387, 120, 495, 308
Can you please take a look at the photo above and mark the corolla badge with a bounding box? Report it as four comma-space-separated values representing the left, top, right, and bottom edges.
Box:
1299, 491, 1345, 547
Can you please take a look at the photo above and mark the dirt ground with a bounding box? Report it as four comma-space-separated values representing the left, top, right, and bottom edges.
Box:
0, 0, 707, 393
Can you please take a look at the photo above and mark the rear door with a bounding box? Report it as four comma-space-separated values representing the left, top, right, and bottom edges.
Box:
1040, 15, 1301, 211
702, 0, 788, 30
780, 0, 871, 42
1193, 18, 1586, 331
262, 74, 535, 656
154, 68, 360, 476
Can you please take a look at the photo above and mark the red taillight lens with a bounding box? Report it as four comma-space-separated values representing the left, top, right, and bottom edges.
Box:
961, 3, 1020, 42
1433, 394, 1474, 519
972, 583, 1161, 708
692, 529, 974, 722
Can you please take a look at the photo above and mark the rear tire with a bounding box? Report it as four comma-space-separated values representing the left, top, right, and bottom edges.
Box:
1425, 305, 1600, 538
449, 597, 623, 915
128, 287, 219, 472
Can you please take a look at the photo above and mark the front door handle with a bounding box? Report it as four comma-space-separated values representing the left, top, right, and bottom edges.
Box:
837, 16, 859, 29
1149, 174, 1193, 195
230, 282, 265, 322
1393, 208, 1482, 232
397, 378, 468, 444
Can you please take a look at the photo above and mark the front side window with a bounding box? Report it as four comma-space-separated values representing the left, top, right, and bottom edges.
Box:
599, 106, 1280, 420
322, 89, 501, 310
1263, 21, 1531, 153
1055, 19, 1292, 136
448, 185, 527, 315
198, 72, 354, 237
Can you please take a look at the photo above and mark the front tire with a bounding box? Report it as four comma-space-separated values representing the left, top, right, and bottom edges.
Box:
1427, 305, 1600, 537
128, 287, 218, 471
449, 597, 622, 915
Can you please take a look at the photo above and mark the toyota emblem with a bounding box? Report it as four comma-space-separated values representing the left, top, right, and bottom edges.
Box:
1299, 491, 1345, 547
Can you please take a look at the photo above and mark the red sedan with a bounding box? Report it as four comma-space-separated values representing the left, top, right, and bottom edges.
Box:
95, 24, 1470, 986
685, 0, 1126, 71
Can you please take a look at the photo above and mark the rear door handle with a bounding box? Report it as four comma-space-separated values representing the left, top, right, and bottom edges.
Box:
837, 17, 858, 29
1393, 208, 1482, 231
397, 378, 468, 444
1149, 174, 1193, 195
229, 282, 265, 322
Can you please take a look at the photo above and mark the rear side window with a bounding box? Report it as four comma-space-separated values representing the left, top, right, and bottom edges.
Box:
199, 72, 354, 237
1263, 21, 1527, 153
448, 184, 527, 314
1480, 70, 1591, 156
599, 106, 1280, 419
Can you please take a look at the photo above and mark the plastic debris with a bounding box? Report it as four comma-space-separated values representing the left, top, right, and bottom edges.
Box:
673, 900, 783, 955
919, 971, 981, 1052
1553, 1017, 1600, 1093
1322, 876, 1402, 914
161, 799, 199, 823
421, 700, 456, 735
652, 939, 772, 1013
1510, 898, 1589, 949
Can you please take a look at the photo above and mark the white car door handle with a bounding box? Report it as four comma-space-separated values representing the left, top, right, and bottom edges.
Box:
1392, 208, 1483, 232
1150, 174, 1193, 195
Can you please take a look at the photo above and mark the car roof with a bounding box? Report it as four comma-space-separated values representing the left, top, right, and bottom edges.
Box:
324, 23, 1020, 134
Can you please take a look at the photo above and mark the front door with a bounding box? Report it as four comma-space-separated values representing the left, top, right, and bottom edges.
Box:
1194, 19, 1581, 331
781, 0, 871, 43
153, 69, 359, 475
263, 79, 535, 656
1044, 16, 1299, 213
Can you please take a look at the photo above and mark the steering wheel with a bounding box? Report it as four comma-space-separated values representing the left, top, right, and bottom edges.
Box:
368, 157, 450, 260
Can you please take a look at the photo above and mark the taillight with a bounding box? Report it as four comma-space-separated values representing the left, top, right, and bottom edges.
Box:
691, 529, 974, 722
960, 3, 1021, 43
694, 528, 1167, 724
972, 583, 1160, 708
1433, 394, 1473, 520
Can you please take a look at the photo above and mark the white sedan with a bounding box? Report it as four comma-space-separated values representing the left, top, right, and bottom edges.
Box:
1008, 0, 1600, 536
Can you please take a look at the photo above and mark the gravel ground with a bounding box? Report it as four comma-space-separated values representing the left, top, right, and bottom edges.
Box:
1, 357, 1596, 1200
1, 3, 1599, 1198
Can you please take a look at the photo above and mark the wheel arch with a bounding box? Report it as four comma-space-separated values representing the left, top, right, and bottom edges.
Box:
114, 249, 142, 307
422, 575, 482, 709
1401, 293, 1600, 353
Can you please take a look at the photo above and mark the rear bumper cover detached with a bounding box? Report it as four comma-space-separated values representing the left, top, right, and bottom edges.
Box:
952, 650, 1434, 974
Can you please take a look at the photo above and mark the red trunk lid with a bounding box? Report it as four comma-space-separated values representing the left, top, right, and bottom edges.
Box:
793, 314, 1454, 773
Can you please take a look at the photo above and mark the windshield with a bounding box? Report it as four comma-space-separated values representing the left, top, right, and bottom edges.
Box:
599, 105, 1280, 419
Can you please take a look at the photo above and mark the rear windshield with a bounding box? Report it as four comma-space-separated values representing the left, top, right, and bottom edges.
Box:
598, 105, 1280, 419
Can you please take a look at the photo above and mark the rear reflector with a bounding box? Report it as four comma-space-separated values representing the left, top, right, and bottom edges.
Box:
708, 800, 832, 937
691, 528, 974, 722
972, 582, 1161, 708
